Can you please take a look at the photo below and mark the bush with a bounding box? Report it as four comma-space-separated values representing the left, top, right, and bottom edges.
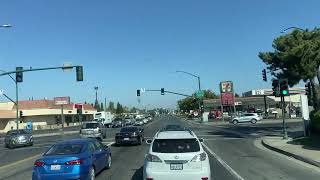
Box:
310, 110, 320, 134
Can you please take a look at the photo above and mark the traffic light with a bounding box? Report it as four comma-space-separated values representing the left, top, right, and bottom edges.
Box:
262, 69, 267, 82
305, 82, 312, 96
76, 66, 83, 81
137, 90, 141, 96
161, 88, 165, 95
279, 79, 289, 96
16, 67, 23, 82
272, 79, 280, 97
19, 110, 23, 117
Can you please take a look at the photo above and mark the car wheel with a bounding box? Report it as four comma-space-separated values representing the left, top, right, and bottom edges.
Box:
4, 143, 8, 148
251, 119, 257, 124
89, 167, 95, 180
8, 141, 14, 149
232, 120, 238, 125
105, 155, 112, 169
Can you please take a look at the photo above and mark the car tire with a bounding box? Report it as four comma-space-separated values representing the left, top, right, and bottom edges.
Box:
8, 141, 14, 149
251, 119, 257, 124
105, 155, 112, 169
232, 120, 238, 125
89, 167, 95, 180
4, 143, 8, 148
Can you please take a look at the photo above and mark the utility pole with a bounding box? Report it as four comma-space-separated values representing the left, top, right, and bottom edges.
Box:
94, 86, 99, 110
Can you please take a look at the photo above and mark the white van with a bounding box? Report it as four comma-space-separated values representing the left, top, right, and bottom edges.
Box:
94, 111, 114, 128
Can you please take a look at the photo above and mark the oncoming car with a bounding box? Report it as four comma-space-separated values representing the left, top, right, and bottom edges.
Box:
143, 129, 211, 180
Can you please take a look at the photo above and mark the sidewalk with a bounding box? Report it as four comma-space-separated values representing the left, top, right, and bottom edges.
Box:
261, 136, 320, 168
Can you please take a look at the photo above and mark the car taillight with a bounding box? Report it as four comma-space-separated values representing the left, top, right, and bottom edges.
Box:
34, 161, 44, 167
145, 154, 162, 163
201, 177, 208, 180
191, 152, 207, 162
66, 159, 82, 165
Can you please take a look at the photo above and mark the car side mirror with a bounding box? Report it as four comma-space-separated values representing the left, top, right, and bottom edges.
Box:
198, 138, 204, 143
146, 139, 152, 145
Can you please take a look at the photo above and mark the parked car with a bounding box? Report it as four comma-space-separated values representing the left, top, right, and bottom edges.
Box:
231, 113, 262, 124
115, 127, 144, 145
4, 129, 33, 149
112, 118, 126, 128
143, 129, 210, 180
80, 121, 107, 140
32, 138, 111, 180
134, 119, 144, 126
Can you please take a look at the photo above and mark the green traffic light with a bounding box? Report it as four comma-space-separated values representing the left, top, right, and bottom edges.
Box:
282, 90, 288, 95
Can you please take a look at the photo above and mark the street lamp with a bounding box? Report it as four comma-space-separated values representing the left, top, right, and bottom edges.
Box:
0, 70, 19, 130
176, 70, 202, 121
0, 24, 13, 28
281, 26, 304, 33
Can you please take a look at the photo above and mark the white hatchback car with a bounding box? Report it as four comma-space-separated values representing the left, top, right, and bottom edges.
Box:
143, 129, 211, 180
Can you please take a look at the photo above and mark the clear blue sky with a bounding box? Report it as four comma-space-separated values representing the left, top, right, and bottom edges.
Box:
0, 0, 319, 109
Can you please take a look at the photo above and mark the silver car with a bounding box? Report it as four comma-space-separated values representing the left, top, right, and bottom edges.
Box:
231, 113, 262, 124
4, 129, 33, 149
80, 121, 107, 140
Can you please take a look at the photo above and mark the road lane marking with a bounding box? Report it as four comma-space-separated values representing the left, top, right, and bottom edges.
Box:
0, 153, 42, 170
202, 143, 245, 180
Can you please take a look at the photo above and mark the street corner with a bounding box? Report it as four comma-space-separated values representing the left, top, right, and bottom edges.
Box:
260, 136, 320, 168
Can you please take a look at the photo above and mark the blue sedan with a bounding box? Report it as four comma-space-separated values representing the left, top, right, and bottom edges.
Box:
32, 138, 112, 180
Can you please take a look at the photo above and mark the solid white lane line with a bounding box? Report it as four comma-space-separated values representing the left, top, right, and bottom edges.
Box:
202, 143, 246, 180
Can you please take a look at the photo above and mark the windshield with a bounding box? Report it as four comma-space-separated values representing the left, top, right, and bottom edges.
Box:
152, 139, 200, 153
82, 123, 99, 129
45, 144, 83, 155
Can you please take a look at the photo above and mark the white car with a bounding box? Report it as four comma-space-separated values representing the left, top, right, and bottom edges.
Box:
231, 113, 262, 124
143, 118, 149, 124
143, 129, 211, 180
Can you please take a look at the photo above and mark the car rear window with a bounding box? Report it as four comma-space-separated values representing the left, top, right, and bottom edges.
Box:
45, 144, 83, 155
82, 123, 99, 129
152, 139, 200, 153
120, 127, 137, 133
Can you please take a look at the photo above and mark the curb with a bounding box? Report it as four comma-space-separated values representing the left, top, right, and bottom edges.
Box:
261, 139, 320, 168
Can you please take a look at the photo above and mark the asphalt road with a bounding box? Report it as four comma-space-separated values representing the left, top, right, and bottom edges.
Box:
1, 115, 320, 180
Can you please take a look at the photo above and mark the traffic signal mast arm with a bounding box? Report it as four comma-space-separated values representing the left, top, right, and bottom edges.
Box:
0, 65, 83, 81
137, 89, 193, 97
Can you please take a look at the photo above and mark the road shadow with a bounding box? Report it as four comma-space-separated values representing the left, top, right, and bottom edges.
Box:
288, 134, 320, 151
131, 166, 143, 180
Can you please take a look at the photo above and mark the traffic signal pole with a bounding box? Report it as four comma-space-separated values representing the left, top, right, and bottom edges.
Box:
281, 95, 288, 139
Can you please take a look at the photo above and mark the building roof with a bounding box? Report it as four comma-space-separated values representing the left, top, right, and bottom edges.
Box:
0, 110, 16, 119
12, 100, 95, 111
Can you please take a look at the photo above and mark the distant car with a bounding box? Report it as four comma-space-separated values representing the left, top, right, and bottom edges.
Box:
124, 118, 132, 126
143, 118, 149, 124
134, 119, 144, 126
4, 129, 33, 149
143, 129, 210, 180
80, 121, 107, 140
231, 113, 262, 124
115, 127, 144, 145
112, 118, 126, 128
32, 138, 111, 180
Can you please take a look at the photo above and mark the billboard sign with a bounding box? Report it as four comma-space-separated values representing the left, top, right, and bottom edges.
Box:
54, 97, 70, 105
221, 92, 235, 106
220, 81, 233, 93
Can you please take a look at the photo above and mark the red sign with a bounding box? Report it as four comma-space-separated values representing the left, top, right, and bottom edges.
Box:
221, 93, 235, 106
54, 97, 70, 105
74, 104, 83, 109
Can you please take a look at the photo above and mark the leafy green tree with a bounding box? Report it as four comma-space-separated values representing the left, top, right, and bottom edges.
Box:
178, 89, 218, 112
235, 93, 240, 97
100, 103, 104, 111
116, 102, 124, 114
259, 28, 320, 109
108, 102, 115, 113
203, 90, 219, 99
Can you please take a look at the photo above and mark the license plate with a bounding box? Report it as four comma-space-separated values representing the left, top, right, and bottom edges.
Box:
50, 165, 61, 170
124, 138, 130, 141
170, 164, 183, 170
